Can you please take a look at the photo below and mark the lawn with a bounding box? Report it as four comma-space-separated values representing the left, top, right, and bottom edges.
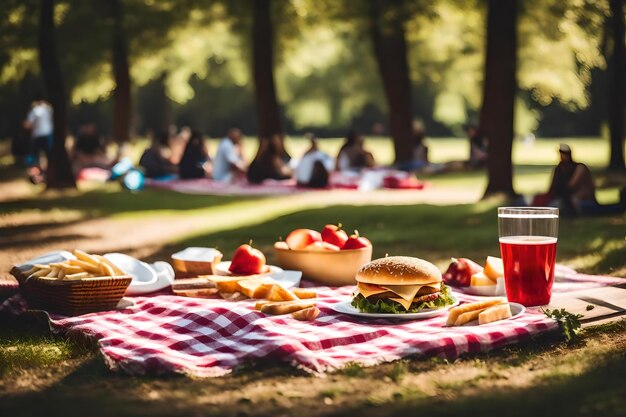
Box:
0, 136, 625, 416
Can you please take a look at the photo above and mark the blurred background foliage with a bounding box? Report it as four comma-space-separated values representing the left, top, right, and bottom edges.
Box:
0, 0, 617, 138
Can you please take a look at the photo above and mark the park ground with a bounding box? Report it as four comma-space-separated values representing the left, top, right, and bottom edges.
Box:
0, 137, 625, 417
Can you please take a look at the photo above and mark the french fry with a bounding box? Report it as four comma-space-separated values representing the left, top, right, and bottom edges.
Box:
69, 259, 101, 274
94, 255, 124, 275
59, 264, 83, 274
31, 268, 51, 278
100, 262, 115, 277
64, 272, 89, 280
446, 298, 506, 327
292, 288, 317, 299
73, 249, 100, 268
46, 267, 60, 278
58, 269, 66, 279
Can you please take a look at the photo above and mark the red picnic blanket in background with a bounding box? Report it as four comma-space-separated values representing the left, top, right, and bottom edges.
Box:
1, 266, 625, 378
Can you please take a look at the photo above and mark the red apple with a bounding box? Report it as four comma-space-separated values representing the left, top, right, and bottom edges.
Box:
285, 228, 322, 250
342, 230, 372, 250
321, 224, 349, 248
442, 257, 483, 287
229, 244, 266, 275
305, 241, 341, 251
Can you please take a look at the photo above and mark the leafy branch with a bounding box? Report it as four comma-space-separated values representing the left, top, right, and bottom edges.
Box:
541, 308, 584, 342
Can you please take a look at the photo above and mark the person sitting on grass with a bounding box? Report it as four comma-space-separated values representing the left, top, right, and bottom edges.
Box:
538, 144, 625, 216
212, 128, 247, 182
139, 131, 178, 180
247, 135, 293, 184
295, 133, 333, 188
70, 124, 117, 181
178, 130, 212, 179
336, 130, 375, 172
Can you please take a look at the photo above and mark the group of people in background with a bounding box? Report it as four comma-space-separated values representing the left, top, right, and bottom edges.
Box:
17, 98, 624, 215
137, 127, 377, 189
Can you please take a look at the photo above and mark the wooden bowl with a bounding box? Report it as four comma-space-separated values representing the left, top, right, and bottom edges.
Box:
273, 245, 372, 286
171, 248, 223, 276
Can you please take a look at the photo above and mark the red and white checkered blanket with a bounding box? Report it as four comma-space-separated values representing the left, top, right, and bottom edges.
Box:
1, 266, 624, 378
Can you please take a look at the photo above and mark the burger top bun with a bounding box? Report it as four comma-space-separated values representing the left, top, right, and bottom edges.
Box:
356, 256, 442, 286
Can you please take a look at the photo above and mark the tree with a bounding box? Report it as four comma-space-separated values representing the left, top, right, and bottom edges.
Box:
252, 0, 282, 138
607, 0, 625, 171
369, 0, 415, 164
39, 0, 75, 189
109, 0, 132, 142
480, 0, 518, 197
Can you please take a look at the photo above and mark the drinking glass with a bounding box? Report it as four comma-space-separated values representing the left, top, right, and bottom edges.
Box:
498, 207, 559, 306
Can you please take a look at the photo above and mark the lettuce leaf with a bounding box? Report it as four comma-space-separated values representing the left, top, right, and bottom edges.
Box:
351, 284, 455, 314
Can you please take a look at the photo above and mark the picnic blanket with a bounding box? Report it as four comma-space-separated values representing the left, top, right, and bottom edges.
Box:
1, 266, 625, 378
145, 169, 427, 196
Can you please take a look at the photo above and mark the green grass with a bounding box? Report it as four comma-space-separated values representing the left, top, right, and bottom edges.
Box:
0, 136, 625, 416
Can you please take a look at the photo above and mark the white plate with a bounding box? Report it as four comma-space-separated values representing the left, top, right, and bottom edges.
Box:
461, 302, 525, 326
270, 270, 302, 289
461, 277, 507, 296
214, 261, 283, 277
331, 294, 460, 320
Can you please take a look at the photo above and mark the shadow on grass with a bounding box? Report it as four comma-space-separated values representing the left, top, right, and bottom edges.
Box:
161, 203, 625, 273
0, 187, 258, 218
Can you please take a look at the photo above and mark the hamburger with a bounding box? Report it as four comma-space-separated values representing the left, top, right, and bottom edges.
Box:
351, 256, 454, 314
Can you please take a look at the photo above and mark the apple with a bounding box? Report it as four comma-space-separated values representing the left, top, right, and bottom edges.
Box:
285, 228, 322, 250
342, 230, 372, 250
442, 257, 483, 287
321, 224, 349, 248
273, 241, 289, 250
229, 244, 267, 275
305, 241, 340, 251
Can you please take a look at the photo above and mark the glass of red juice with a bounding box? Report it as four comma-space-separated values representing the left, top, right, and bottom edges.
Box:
498, 207, 559, 306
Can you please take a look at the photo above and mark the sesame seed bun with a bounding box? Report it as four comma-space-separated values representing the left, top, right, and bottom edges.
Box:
356, 256, 442, 286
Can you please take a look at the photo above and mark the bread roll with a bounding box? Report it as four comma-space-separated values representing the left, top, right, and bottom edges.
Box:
356, 256, 442, 286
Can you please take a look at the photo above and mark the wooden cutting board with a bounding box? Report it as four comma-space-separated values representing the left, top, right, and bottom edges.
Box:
547, 284, 626, 327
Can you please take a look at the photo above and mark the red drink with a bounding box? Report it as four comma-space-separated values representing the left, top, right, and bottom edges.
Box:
499, 236, 557, 306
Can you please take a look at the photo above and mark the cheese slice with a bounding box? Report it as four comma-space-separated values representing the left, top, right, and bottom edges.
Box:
356, 282, 387, 298
381, 282, 441, 302
357, 281, 441, 303
389, 297, 413, 310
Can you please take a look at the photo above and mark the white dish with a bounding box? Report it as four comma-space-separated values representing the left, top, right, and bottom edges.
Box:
171, 247, 222, 262
270, 270, 302, 289
18, 250, 76, 268
104, 253, 174, 296
331, 294, 460, 320
462, 277, 506, 296
461, 302, 525, 326
214, 261, 283, 277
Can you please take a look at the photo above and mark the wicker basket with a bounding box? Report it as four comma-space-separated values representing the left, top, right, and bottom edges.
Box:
11, 267, 132, 316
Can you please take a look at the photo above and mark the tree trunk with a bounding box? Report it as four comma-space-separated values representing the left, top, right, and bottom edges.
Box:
110, 0, 132, 143
607, 0, 625, 171
39, 0, 75, 189
252, 0, 282, 138
369, 0, 414, 164
480, 0, 518, 197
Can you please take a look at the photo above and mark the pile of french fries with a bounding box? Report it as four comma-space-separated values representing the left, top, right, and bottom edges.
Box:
24, 250, 124, 280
